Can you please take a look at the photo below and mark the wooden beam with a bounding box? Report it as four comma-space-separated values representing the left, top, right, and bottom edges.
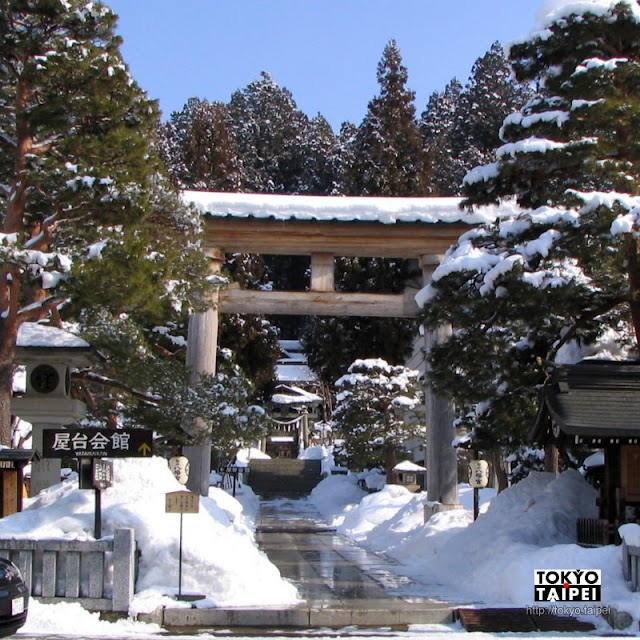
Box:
205, 218, 468, 258
218, 288, 421, 317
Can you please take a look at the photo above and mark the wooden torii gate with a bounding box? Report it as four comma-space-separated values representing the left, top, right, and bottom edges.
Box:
181, 191, 511, 502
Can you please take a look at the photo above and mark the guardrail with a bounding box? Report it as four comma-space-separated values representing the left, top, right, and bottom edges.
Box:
0, 528, 136, 611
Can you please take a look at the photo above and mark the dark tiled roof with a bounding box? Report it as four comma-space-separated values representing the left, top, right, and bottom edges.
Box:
531, 360, 640, 442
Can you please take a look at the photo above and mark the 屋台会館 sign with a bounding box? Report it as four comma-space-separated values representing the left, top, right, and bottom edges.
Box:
42, 427, 153, 459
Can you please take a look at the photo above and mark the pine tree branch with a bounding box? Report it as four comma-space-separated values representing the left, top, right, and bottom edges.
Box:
16, 296, 65, 322
548, 295, 627, 361
71, 370, 166, 405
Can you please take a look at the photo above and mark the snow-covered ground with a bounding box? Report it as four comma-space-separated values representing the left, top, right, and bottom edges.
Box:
310, 470, 633, 622
8, 457, 299, 636
2, 453, 636, 637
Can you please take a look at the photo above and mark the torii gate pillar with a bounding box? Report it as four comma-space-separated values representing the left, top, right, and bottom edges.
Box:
420, 255, 459, 506
184, 249, 223, 496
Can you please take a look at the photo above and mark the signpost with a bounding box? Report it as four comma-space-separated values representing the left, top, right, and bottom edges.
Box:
42, 428, 153, 538
92, 459, 114, 538
42, 427, 153, 459
165, 491, 203, 601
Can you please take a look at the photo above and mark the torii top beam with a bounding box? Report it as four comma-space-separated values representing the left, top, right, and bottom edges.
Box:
183, 191, 518, 317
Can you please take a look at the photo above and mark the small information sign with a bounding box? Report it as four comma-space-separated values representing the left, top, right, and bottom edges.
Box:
93, 459, 114, 490
165, 490, 200, 514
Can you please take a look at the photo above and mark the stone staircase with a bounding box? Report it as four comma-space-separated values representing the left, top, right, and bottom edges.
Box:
248, 459, 323, 496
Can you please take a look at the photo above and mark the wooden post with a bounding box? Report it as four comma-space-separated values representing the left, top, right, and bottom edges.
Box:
310, 253, 335, 292
184, 249, 223, 496
420, 255, 459, 506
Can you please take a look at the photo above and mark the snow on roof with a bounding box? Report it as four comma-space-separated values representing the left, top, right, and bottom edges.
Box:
276, 363, 316, 383
182, 191, 519, 225
271, 385, 322, 405
393, 460, 427, 472
17, 323, 90, 349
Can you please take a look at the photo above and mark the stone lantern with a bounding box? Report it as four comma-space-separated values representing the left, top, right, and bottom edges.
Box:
11, 323, 98, 495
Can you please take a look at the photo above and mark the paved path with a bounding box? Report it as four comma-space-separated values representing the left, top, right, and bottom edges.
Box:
254, 497, 453, 627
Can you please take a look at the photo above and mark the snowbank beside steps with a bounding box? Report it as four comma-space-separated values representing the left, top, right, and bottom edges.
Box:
312, 470, 640, 622
0, 457, 299, 614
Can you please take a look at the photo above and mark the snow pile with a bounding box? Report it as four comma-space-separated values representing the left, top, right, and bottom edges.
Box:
0, 457, 298, 616
23, 600, 163, 637
337, 484, 417, 542
311, 470, 640, 618
298, 444, 339, 476
310, 473, 367, 527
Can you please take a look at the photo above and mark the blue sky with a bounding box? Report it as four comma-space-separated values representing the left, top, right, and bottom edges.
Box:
106, 0, 546, 131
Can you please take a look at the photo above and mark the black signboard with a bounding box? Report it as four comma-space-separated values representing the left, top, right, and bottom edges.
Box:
43, 428, 153, 459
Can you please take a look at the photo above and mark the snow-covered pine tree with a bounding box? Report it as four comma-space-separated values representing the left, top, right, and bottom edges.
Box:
123, 349, 269, 456
347, 40, 429, 196
304, 41, 423, 382
422, 43, 533, 196
420, 78, 463, 196
158, 97, 242, 191
450, 43, 534, 181
420, 0, 640, 454
333, 359, 423, 481
333, 122, 359, 195
0, 0, 214, 443
296, 114, 340, 195
228, 72, 310, 193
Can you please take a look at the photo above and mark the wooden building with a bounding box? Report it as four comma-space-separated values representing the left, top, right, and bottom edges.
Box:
531, 360, 640, 545
0, 450, 39, 517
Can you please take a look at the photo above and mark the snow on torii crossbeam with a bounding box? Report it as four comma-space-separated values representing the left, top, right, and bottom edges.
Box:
184, 190, 515, 317
181, 191, 518, 501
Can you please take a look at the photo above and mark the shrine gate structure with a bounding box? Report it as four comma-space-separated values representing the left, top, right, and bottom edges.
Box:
181, 191, 517, 505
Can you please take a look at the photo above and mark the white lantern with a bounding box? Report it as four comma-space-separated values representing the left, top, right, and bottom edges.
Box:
168, 456, 190, 485
468, 459, 490, 488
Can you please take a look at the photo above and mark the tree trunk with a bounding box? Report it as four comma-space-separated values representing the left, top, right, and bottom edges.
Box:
544, 442, 560, 474
385, 442, 397, 484
491, 448, 509, 492
0, 362, 14, 447
626, 237, 640, 348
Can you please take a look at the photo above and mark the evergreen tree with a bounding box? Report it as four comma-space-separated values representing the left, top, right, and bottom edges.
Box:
332, 358, 423, 481
158, 96, 282, 393
333, 122, 359, 195
0, 0, 213, 444
420, 79, 463, 195
297, 114, 340, 195
421, 0, 640, 453
421, 43, 533, 196
158, 98, 241, 191
347, 40, 429, 196
304, 41, 423, 380
228, 72, 309, 193
124, 349, 269, 456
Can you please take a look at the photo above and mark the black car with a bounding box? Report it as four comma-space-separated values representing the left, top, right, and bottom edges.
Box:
0, 558, 28, 637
